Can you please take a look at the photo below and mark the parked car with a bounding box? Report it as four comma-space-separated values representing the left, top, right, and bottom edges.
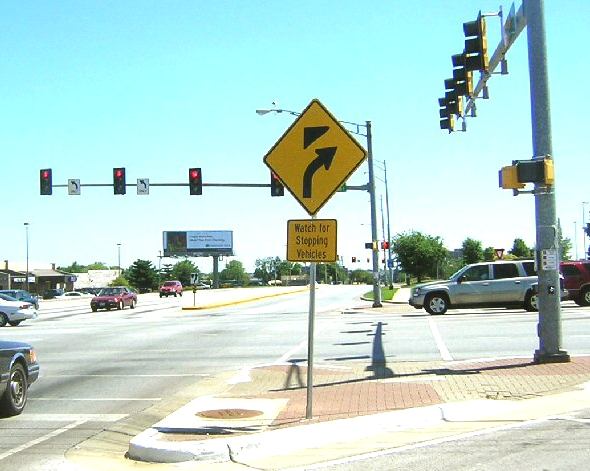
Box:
0, 340, 39, 416
0, 293, 38, 327
0, 290, 39, 310
90, 286, 137, 312
43, 288, 64, 299
560, 260, 590, 306
159, 280, 183, 298
57, 291, 93, 298
409, 260, 539, 315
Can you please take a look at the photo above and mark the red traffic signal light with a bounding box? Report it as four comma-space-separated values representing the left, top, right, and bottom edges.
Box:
270, 172, 284, 197
189, 168, 202, 195
381, 241, 390, 250
40, 168, 52, 195
113, 167, 126, 195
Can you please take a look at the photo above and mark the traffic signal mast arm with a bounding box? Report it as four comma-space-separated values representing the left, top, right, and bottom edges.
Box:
464, 4, 527, 118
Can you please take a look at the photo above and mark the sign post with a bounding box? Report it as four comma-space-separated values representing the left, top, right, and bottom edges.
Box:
263, 99, 367, 419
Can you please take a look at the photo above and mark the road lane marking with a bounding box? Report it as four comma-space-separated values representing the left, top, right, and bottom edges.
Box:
428, 317, 453, 361
30, 397, 161, 401
0, 419, 86, 461
13, 413, 127, 421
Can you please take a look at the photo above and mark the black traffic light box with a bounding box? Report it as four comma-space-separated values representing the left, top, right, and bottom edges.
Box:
189, 168, 203, 195
113, 167, 126, 195
463, 12, 489, 72
40, 168, 52, 195
270, 172, 284, 196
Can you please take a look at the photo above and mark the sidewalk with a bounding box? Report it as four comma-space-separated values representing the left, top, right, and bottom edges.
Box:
70, 286, 590, 469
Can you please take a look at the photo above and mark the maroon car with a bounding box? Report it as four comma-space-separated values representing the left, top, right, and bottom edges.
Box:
90, 287, 137, 312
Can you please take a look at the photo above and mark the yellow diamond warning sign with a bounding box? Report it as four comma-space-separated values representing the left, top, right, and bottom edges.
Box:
263, 99, 367, 215
287, 219, 337, 263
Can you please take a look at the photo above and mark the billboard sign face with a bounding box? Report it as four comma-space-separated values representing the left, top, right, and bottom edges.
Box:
163, 231, 233, 257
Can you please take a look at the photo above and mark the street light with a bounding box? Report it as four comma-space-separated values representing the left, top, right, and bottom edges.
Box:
24, 223, 29, 291
117, 243, 122, 276
583, 202, 589, 259
256, 107, 382, 307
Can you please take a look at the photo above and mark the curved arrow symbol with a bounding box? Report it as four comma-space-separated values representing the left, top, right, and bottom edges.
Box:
303, 147, 336, 198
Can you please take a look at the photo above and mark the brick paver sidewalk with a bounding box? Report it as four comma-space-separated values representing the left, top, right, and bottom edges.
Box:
222, 356, 590, 428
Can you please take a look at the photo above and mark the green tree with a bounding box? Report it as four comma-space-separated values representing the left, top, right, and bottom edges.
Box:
171, 260, 199, 287
349, 269, 372, 284
125, 259, 159, 292
557, 219, 572, 261
87, 262, 109, 270
220, 260, 249, 286
462, 238, 484, 264
392, 231, 447, 282
510, 238, 533, 258
483, 246, 496, 261
109, 275, 130, 287
58, 261, 87, 273
254, 257, 281, 283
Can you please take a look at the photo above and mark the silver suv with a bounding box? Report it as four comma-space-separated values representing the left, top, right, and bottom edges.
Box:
409, 260, 538, 315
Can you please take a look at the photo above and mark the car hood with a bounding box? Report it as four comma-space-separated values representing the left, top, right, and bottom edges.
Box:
92, 295, 121, 301
0, 340, 32, 351
413, 280, 452, 290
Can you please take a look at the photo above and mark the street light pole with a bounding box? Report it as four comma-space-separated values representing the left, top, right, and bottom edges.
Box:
24, 223, 29, 291
117, 243, 122, 277
583, 202, 589, 259
574, 221, 579, 260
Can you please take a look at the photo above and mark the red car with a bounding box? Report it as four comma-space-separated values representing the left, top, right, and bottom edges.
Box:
560, 260, 590, 306
159, 280, 183, 298
90, 287, 137, 312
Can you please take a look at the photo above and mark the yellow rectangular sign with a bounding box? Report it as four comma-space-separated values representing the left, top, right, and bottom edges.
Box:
287, 219, 337, 263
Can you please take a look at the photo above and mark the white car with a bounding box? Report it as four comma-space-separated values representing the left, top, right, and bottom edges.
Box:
0, 293, 38, 327
57, 291, 93, 298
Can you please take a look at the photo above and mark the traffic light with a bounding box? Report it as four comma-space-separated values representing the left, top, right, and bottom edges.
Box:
352, 257, 357, 263
439, 97, 455, 132
113, 167, 126, 195
381, 241, 390, 250
499, 165, 525, 190
270, 172, 284, 196
499, 158, 554, 190
463, 12, 489, 72
451, 54, 474, 97
40, 168, 52, 195
189, 168, 203, 195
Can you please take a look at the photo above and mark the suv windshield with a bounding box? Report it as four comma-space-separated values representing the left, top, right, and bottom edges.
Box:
163, 282, 177, 286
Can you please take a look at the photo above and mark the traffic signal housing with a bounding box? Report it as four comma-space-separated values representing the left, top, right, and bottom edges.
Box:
40, 168, 52, 195
270, 172, 284, 196
439, 97, 455, 132
189, 168, 203, 195
113, 167, 126, 195
499, 158, 554, 190
463, 12, 489, 72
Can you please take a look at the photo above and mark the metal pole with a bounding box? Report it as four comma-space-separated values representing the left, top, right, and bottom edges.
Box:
117, 243, 122, 277
526, 0, 569, 363
583, 202, 588, 259
24, 223, 29, 291
306, 215, 317, 419
366, 121, 382, 307
574, 221, 578, 260
383, 161, 393, 288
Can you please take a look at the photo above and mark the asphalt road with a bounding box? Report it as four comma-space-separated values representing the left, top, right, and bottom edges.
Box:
0, 286, 588, 470
316, 407, 590, 471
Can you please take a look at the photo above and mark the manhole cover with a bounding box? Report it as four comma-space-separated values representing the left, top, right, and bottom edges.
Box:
197, 408, 263, 420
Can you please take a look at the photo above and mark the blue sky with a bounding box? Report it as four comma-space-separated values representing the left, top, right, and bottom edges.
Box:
2, 1, 589, 273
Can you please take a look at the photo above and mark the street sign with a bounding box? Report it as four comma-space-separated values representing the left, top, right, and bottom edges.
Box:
137, 178, 149, 195
263, 99, 367, 215
68, 179, 81, 195
287, 219, 337, 262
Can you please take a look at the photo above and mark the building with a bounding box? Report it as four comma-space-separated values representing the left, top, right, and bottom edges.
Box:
0, 261, 76, 294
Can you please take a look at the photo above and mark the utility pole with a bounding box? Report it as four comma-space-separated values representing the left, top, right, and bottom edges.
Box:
526, 0, 569, 363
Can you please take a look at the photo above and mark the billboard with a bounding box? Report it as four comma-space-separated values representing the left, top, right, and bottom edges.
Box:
163, 231, 234, 257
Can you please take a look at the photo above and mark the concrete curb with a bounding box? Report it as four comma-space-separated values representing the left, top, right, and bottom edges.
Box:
128, 381, 590, 464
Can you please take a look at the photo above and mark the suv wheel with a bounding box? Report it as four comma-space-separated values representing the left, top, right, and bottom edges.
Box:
524, 291, 539, 311
577, 287, 590, 306
424, 293, 448, 315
